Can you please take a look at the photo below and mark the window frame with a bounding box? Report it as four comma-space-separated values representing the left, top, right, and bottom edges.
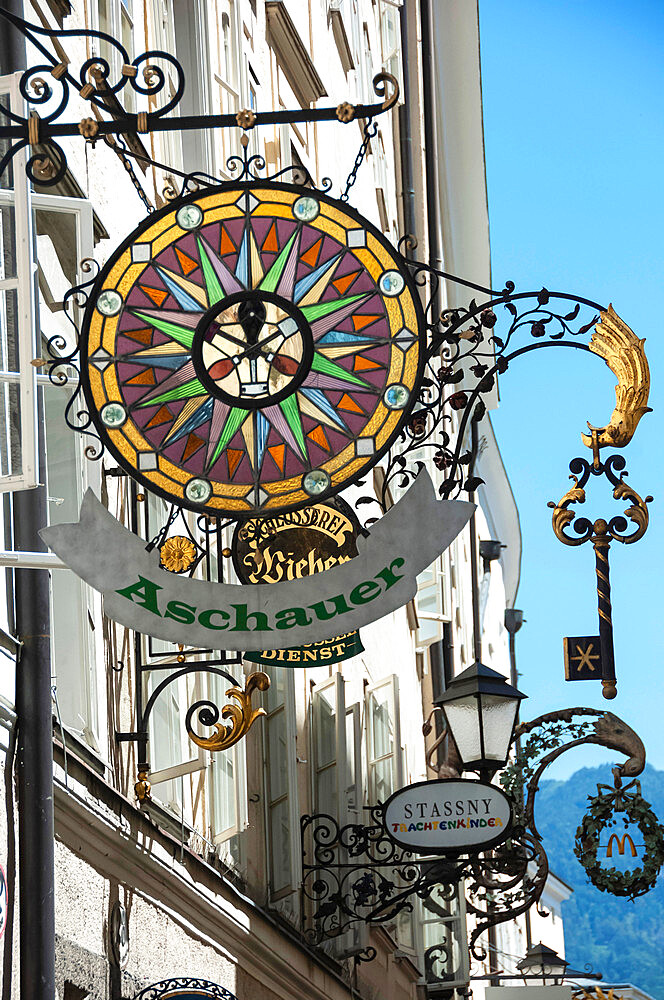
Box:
365, 674, 403, 802
263, 668, 301, 903
0, 72, 38, 493
311, 673, 347, 822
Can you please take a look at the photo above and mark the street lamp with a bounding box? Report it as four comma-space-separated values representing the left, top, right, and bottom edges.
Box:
517, 943, 570, 986
437, 661, 526, 774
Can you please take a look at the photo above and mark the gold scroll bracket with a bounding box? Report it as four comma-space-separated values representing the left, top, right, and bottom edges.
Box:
187, 671, 270, 753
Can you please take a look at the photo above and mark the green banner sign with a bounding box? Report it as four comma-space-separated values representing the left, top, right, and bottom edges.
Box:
245, 630, 364, 667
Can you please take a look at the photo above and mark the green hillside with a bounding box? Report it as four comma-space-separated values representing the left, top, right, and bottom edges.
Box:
535, 764, 664, 999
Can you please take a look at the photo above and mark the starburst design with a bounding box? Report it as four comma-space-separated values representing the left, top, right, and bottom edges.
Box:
88, 187, 420, 513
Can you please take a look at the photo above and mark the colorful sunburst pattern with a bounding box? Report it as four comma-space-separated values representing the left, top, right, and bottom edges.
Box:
82, 183, 424, 515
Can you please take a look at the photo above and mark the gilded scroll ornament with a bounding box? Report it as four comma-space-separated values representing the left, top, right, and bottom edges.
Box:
582, 305, 652, 451
186, 671, 269, 752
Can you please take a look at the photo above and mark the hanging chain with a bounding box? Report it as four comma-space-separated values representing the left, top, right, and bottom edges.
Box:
340, 119, 378, 202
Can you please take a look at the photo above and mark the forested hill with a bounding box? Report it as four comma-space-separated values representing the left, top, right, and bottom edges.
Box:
536, 764, 664, 1000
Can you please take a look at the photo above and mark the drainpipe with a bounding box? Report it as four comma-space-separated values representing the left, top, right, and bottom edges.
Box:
1, 8, 56, 997
398, 1, 416, 242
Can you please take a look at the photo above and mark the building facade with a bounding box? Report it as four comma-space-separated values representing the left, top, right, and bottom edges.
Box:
0, 2, 568, 999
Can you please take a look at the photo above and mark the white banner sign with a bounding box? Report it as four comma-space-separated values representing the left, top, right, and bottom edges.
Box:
40, 472, 473, 652
383, 779, 513, 854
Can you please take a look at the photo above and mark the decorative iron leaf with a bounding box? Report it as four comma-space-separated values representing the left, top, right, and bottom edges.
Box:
577, 316, 598, 336
563, 303, 580, 321
464, 477, 485, 492
473, 400, 487, 421
504, 301, 518, 317
537, 288, 550, 305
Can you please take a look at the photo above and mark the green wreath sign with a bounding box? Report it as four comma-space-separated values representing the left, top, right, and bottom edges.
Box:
574, 780, 664, 899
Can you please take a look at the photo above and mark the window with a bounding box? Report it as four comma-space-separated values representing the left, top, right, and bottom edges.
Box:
209, 0, 241, 177
35, 193, 101, 752
0, 73, 38, 493
95, 0, 136, 113
263, 667, 300, 903
366, 675, 402, 801
379, 0, 403, 95
421, 883, 469, 988
345, 702, 362, 821
312, 674, 346, 819
45, 382, 102, 751
209, 673, 248, 845
416, 551, 452, 648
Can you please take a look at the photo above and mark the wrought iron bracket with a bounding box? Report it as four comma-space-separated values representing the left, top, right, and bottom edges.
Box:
0, 7, 398, 189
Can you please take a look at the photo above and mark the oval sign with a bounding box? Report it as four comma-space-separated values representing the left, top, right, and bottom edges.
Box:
383, 779, 513, 855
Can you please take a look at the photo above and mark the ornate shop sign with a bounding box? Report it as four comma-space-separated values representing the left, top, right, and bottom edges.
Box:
41, 471, 474, 651
235, 498, 364, 666
383, 779, 512, 854
80, 181, 425, 518
134, 980, 238, 1000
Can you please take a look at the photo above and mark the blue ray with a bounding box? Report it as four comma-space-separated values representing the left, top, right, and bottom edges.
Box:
293, 253, 341, 303
121, 354, 190, 370
156, 267, 202, 311
162, 398, 213, 447
256, 411, 269, 468
236, 226, 249, 288
300, 387, 348, 430
317, 330, 374, 345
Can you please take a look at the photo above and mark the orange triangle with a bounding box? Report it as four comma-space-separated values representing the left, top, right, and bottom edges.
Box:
307, 425, 330, 451
262, 222, 279, 254
352, 314, 381, 332
175, 247, 198, 276
140, 285, 169, 307
338, 393, 364, 415
219, 226, 236, 256
182, 433, 205, 462
353, 355, 382, 372
127, 368, 156, 386
227, 448, 244, 478
333, 270, 360, 295
301, 237, 322, 268
147, 405, 172, 428
124, 327, 153, 346
268, 444, 286, 473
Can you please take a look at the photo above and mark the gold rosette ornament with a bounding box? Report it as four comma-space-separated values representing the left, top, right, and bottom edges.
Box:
159, 535, 197, 573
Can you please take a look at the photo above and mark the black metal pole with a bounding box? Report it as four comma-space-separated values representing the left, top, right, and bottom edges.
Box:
13, 407, 55, 1000
1, 7, 56, 999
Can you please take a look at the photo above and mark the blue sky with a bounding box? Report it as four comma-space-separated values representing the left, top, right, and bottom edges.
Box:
479, 0, 664, 777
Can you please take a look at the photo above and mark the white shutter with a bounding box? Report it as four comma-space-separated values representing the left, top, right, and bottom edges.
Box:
0, 72, 38, 492
312, 673, 347, 821
366, 674, 403, 801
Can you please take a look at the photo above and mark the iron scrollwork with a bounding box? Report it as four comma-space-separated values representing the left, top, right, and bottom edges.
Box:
0, 6, 398, 192
133, 980, 239, 1000
302, 707, 654, 970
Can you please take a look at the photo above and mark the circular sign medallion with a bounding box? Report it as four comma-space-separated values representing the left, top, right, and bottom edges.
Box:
383, 779, 513, 855
232, 496, 359, 584
81, 182, 425, 516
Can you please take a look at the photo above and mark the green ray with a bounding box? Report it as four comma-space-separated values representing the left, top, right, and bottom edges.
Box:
259, 230, 298, 294
131, 310, 195, 350
209, 407, 250, 468
196, 237, 224, 306
278, 395, 308, 458
300, 292, 367, 323
311, 353, 370, 387
137, 377, 205, 407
